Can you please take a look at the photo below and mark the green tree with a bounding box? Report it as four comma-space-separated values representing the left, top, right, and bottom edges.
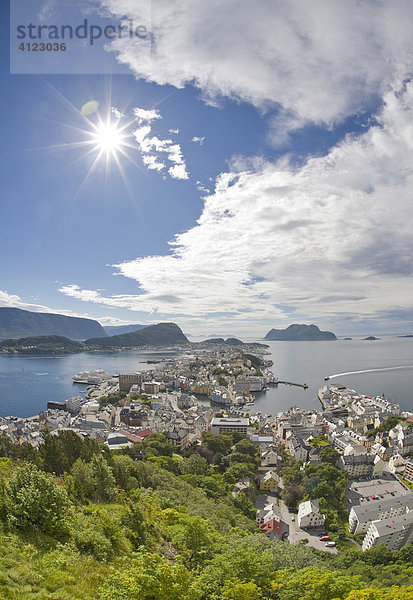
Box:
271, 566, 362, 600
319, 446, 340, 466
222, 578, 265, 600
201, 431, 233, 455
143, 433, 174, 457
163, 510, 220, 566
90, 454, 116, 502
70, 458, 95, 501
98, 551, 201, 600
223, 462, 256, 484
199, 534, 275, 596
121, 494, 146, 547
41, 430, 99, 475
233, 491, 256, 519
344, 588, 413, 600
6, 463, 71, 538
0, 436, 40, 465
179, 473, 227, 499
111, 454, 138, 491
183, 453, 210, 475
281, 484, 305, 509
148, 455, 183, 475
234, 439, 259, 458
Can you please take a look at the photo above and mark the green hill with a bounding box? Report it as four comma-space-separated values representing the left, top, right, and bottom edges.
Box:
0, 335, 82, 354
85, 322, 189, 348
0, 307, 106, 340
265, 323, 337, 341
0, 323, 189, 354
103, 324, 149, 336
0, 431, 411, 600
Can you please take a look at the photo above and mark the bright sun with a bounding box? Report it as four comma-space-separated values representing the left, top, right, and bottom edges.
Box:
92, 121, 125, 155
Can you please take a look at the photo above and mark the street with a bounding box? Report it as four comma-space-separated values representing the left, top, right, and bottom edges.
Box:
256, 493, 338, 553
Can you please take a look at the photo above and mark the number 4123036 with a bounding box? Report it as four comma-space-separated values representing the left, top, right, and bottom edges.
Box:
19, 42, 67, 51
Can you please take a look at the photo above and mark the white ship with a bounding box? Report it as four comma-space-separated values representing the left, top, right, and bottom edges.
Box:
72, 369, 111, 385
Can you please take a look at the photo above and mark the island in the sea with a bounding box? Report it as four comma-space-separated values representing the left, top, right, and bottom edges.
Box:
363, 336, 380, 341
264, 323, 337, 341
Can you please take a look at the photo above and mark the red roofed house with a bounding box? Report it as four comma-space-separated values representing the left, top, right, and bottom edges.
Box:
259, 517, 282, 541
135, 428, 153, 440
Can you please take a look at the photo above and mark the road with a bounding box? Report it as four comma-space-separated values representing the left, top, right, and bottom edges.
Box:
256, 493, 338, 553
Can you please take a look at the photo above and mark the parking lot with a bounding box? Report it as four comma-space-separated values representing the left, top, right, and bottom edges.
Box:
347, 472, 411, 508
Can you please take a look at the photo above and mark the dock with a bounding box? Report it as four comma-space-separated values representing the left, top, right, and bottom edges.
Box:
276, 380, 308, 389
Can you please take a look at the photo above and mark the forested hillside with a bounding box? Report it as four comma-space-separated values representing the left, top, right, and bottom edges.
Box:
0, 307, 106, 340
0, 431, 411, 600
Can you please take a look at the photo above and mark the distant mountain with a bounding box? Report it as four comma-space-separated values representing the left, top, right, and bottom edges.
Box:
203, 337, 244, 346
0, 323, 189, 354
85, 322, 189, 348
103, 324, 149, 336
0, 307, 106, 340
0, 335, 82, 354
364, 336, 380, 340
265, 324, 337, 341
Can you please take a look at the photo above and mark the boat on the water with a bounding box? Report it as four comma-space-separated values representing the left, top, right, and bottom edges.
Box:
72, 369, 111, 385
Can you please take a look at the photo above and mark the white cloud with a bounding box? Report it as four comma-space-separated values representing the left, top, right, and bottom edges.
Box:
111, 106, 125, 119
132, 106, 189, 179
37, 0, 58, 21
101, 0, 413, 141
58, 83, 413, 334
142, 154, 165, 171
0, 289, 122, 325
196, 181, 210, 193
168, 164, 189, 180
169, 128, 179, 134
191, 136, 205, 145
0, 290, 74, 316
134, 107, 162, 123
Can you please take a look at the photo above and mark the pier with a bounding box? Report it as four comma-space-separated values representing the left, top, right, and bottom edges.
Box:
276, 380, 308, 389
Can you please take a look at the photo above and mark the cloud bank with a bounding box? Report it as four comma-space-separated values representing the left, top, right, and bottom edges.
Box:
59, 82, 413, 334
101, 0, 413, 140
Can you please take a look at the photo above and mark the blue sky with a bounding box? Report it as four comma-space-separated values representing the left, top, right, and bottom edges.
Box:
2, 0, 413, 337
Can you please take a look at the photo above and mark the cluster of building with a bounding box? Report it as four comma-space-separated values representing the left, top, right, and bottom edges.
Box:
255, 383, 413, 551
2, 347, 412, 555
0, 346, 275, 452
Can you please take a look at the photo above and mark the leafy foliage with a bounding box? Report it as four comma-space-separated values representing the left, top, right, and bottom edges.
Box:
0, 431, 412, 599
5, 463, 71, 538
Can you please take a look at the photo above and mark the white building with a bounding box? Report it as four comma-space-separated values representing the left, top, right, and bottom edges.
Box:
297, 499, 325, 529
244, 376, 266, 392
349, 493, 413, 534
362, 511, 413, 551
210, 417, 249, 436
388, 454, 405, 474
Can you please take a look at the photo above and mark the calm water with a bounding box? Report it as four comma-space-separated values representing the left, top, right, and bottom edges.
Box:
252, 336, 413, 416
0, 349, 180, 418
0, 337, 412, 418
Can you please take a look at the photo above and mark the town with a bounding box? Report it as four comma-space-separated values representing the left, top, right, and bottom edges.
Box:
1, 344, 412, 554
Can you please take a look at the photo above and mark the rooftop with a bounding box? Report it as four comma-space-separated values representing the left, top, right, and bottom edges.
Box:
210, 417, 249, 425
351, 493, 413, 521
350, 476, 411, 501
372, 510, 413, 535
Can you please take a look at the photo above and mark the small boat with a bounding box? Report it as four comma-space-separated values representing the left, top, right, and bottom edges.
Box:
324, 376, 329, 381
